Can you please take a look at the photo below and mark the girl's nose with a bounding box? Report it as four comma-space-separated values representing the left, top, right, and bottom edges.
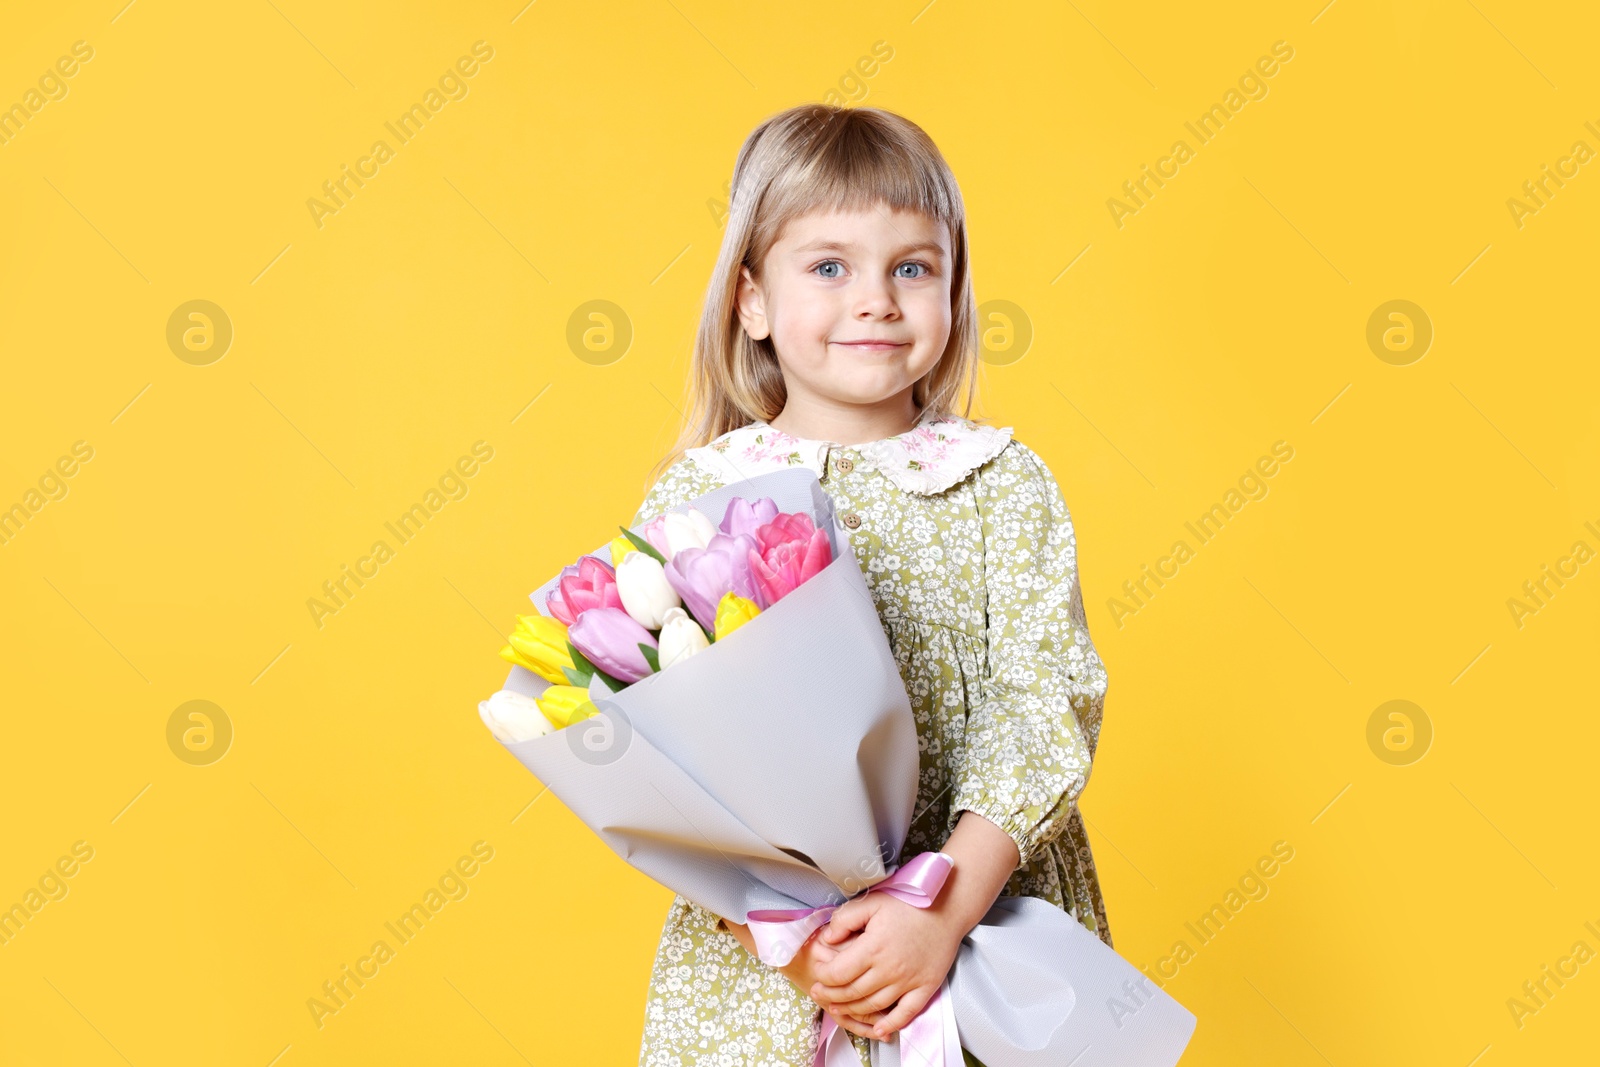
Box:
852, 278, 899, 318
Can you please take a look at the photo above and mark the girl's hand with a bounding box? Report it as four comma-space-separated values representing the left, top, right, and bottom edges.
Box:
776, 929, 888, 1040
809, 893, 965, 1041
719, 916, 886, 1038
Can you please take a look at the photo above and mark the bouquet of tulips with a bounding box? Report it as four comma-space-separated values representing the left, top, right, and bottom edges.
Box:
478, 495, 833, 743
475, 468, 1195, 1067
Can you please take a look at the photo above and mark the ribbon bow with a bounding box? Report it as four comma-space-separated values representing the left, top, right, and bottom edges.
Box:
745, 851, 965, 1067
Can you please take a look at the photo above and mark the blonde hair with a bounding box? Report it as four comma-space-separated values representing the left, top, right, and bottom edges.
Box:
645, 104, 985, 488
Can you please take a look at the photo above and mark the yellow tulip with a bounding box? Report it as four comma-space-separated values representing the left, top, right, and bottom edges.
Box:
499, 613, 576, 685
536, 684, 599, 729
714, 592, 761, 641
607, 532, 638, 564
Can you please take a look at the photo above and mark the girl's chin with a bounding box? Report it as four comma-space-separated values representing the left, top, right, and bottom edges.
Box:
827, 374, 913, 397
816, 386, 919, 409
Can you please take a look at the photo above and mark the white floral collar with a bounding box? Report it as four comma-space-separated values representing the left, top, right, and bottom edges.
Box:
684, 409, 1014, 495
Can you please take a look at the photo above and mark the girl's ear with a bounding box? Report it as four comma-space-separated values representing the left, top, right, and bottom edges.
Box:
735, 265, 771, 341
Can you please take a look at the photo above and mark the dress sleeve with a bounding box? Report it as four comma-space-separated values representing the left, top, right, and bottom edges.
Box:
949, 440, 1108, 871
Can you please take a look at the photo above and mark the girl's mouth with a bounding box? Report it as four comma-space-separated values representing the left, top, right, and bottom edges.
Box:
832, 341, 908, 352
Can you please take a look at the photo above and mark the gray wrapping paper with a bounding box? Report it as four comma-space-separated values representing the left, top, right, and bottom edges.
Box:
490, 467, 1196, 1065
870, 896, 1197, 1066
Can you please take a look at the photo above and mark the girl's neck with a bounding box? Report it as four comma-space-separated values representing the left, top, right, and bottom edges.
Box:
766, 394, 923, 447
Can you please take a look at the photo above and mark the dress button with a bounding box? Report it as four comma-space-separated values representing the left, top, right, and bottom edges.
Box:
842, 512, 862, 529
836, 456, 854, 474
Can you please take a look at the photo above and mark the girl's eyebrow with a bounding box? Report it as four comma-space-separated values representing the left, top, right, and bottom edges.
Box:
791, 239, 948, 260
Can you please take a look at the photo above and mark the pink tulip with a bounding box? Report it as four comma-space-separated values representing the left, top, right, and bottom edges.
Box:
546, 555, 621, 625
639, 514, 672, 559
752, 512, 819, 553
748, 514, 832, 606
720, 496, 779, 539
568, 606, 658, 684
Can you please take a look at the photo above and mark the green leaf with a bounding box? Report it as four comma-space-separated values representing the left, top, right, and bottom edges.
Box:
566, 639, 597, 676
640, 642, 660, 673
617, 525, 668, 566
568, 637, 626, 691
560, 665, 591, 687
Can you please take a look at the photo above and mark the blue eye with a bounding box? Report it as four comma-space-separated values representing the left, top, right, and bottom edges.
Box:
896, 262, 930, 279
814, 260, 843, 278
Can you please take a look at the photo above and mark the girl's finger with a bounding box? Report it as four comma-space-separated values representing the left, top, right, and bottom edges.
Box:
824, 1007, 878, 1039
831, 983, 902, 1017
871, 984, 934, 1040
808, 940, 838, 965
819, 896, 878, 944
810, 942, 874, 990
810, 966, 882, 1007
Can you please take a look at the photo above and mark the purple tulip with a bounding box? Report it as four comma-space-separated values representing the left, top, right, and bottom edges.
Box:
664, 531, 762, 630
720, 496, 779, 539
568, 606, 658, 683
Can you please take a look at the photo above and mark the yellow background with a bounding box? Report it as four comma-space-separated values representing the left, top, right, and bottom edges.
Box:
2, 1, 1597, 1063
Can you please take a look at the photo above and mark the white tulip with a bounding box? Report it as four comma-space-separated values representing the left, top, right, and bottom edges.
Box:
662, 507, 717, 558
656, 606, 710, 670
478, 688, 555, 743
615, 551, 681, 629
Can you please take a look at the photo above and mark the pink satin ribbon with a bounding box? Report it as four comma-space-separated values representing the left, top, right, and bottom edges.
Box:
746, 851, 965, 1067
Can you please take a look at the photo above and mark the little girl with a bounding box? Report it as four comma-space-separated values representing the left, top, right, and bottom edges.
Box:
631, 104, 1112, 1067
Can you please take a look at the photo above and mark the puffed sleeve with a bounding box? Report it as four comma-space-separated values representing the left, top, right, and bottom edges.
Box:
630, 455, 723, 529
949, 440, 1108, 870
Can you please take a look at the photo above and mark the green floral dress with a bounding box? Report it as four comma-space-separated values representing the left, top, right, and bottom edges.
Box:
631, 409, 1112, 1067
